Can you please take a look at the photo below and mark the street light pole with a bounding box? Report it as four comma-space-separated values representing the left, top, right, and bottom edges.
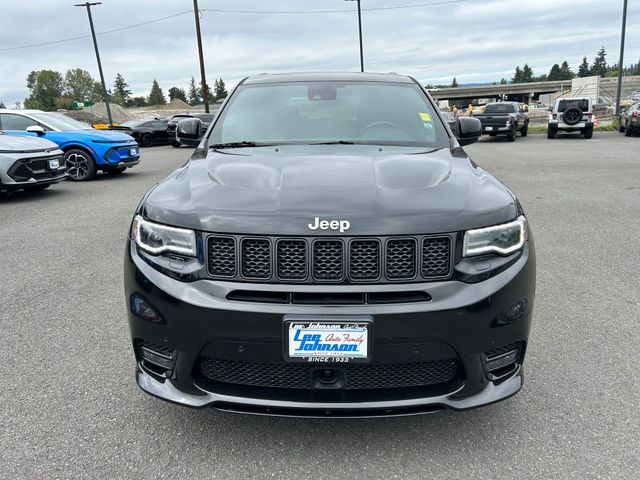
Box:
74, 2, 113, 127
615, 0, 628, 116
193, 0, 210, 113
345, 0, 364, 72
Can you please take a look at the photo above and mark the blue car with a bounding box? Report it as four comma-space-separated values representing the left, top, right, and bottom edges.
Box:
0, 109, 140, 181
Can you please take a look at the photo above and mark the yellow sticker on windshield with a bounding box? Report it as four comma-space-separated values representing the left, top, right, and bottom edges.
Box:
419, 112, 431, 122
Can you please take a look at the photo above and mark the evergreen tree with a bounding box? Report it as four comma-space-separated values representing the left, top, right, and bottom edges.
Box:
547, 64, 562, 81
112, 73, 132, 106
500, 78, 507, 85
634, 59, 640, 76
147, 79, 166, 105
512, 66, 524, 83
214, 78, 228, 100
64, 68, 96, 101
0, 100, 5, 108
187, 76, 200, 105
168, 87, 188, 102
450, 77, 458, 88
90, 81, 104, 103
578, 57, 590, 77
590, 47, 608, 77
522, 64, 534, 82
130, 96, 147, 107
559, 61, 574, 80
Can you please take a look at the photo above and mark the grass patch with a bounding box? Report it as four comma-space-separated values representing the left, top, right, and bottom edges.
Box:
527, 123, 620, 134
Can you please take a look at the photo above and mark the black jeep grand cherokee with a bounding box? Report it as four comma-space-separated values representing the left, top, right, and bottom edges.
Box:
125, 73, 535, 417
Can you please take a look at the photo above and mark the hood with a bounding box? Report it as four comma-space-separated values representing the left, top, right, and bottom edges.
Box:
0, 133, 59, 152
143, 145, 518, 236
64, 129, 136, 143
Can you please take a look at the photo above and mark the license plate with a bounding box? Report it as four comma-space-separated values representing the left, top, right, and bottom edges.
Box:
286, 320, 370, 363
130, 147, 139, 156
485, 126, 493, 131
48, 159, 60, 169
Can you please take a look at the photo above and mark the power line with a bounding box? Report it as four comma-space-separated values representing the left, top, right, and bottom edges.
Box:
202, 0, 468, 14
0, 10, 192, 51
0, 0, 468, 52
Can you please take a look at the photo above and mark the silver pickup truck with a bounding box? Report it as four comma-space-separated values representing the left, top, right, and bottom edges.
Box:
0, 132, 67, 193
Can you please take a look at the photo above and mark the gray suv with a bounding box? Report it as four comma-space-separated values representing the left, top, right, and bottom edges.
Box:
0, 132, 67, 193
547, 97, 594, 139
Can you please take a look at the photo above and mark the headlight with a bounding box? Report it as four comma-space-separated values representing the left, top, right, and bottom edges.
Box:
463, 216, 526, 257
132, 215, 196, 256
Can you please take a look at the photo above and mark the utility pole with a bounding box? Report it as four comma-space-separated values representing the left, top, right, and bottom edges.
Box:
345, 0, 364, 72
615, 0, 628, 116
193, 0, 209, 113
74, 2, 113, 127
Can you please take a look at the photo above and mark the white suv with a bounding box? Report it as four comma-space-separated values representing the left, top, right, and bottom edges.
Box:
547, 97, 594, 139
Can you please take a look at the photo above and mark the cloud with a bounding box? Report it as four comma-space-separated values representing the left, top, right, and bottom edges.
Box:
0, 0, 638, 105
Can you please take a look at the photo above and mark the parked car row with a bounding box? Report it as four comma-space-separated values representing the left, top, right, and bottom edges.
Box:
460, 96, 639, 141
0, 109, 139, 185
113, 112, 214, 148
0, 108, 221, 194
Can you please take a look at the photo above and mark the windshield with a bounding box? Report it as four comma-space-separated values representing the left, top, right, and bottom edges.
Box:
483, 103, 516, 114
121, 120, 146, 127
31, 112, 92, 131
195, 114, 214, 122
170, 115, 192, 122
557, 99, 590, 112
210, 81, 448, 147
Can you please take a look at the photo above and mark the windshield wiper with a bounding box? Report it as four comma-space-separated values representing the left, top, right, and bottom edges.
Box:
310, 140, 358, 145
209, 141, 269, 149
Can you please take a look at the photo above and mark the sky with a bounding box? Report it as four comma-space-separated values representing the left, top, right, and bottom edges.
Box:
0, 0, 638, 106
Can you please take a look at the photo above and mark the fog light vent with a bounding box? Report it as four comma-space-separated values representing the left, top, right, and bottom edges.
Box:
484, 341, 522, 377
137, 339, 175, 370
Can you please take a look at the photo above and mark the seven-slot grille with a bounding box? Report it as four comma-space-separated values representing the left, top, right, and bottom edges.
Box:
207, 234, 452, 284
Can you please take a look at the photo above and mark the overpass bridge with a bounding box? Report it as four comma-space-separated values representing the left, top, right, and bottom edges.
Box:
428, 80, 570, 103
428, 76, 640, 105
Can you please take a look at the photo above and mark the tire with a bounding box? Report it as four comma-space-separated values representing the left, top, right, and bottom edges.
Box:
562, 107, 583, 126
64, 149, 97, 181
625, 124, 633, 137
140, 133, 153, 148
507, 126, 516, 142
171, 140, 181, 148
584, 128, 593, 139
106, 167, 127, 175
521, 121, 528, 137
547, 127, 556, 139
619, 123, 626, 133
24, 183, 51, 192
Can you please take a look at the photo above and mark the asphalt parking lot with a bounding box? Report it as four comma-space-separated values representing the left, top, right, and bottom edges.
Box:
1, 132, 639, 479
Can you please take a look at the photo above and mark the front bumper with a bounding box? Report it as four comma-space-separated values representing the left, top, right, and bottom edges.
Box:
125, 239, 536, 416
0, 155, 67, 191
99, 144, 140, 170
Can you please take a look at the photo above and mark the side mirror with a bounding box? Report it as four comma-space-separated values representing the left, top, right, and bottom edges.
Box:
176, 118, 203, 147
457, 117, 481, 146
26, 125, 45, 136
